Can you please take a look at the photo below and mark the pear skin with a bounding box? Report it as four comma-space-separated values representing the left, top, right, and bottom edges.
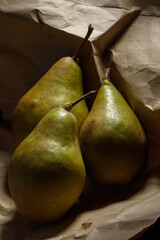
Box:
12, 57, 89, 147
9, 106, 86, 223
79, 80, 147, 185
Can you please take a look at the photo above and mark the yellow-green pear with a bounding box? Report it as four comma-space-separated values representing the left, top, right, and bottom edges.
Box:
8, 91, 95, 223
79, 74, 147, 186
12, 25, 94, 147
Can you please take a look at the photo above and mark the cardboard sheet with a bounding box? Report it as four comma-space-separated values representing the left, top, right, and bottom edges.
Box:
0, 1, 160, 239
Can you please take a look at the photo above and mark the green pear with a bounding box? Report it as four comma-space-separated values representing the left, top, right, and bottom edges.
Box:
8, 91, 95, 223
79, 76, 147, 186
12, 25, 94, 147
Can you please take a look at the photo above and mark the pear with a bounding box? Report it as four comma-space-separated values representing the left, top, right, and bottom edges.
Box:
12, 24, 94, 147
8, 91, 95, 223
79, 73, 147, 186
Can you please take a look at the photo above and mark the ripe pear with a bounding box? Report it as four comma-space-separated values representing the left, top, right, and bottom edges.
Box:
79, 75, 147, 186
12, 25, 94, 147
8, 91, 95, 223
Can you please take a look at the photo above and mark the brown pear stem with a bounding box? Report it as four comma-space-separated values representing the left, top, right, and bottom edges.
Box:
105, 68, 111, 79
68, 90, 96, 111
72, 24, 94, 62
104, 68, 111, 82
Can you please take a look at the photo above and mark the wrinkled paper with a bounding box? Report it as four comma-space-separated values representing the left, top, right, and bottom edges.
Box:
0, 1, 160, 239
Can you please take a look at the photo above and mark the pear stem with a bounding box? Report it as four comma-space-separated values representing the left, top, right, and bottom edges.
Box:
72, 24, 94, 62
68, 90, 96, 111
105, 68, 111, 80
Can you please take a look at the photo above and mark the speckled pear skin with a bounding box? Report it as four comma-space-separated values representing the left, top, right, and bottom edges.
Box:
12, 57, 89, 147
9, 107, 86, 223
79, 80, 147, 185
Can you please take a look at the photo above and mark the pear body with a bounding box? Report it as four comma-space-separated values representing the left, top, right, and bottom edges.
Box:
12, 57, 89, 147
79, 80, 147, 185
8, 107, 86, 223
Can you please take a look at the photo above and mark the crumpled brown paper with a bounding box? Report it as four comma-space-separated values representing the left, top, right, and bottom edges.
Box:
0, 1, 160, 239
